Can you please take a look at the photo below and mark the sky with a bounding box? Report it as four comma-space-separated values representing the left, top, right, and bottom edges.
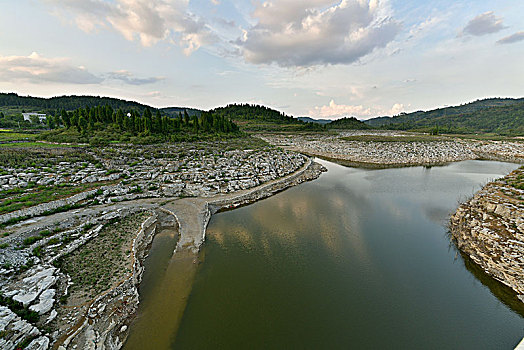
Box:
1, 0, 524, 120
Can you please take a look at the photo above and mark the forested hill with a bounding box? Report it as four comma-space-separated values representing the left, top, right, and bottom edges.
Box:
39, 105, 239, 145
211, 104, 323, 131
365, 98, 524, 135
0, 92, 200, 117
326, 117, 370, 130
160, 106, 201, 117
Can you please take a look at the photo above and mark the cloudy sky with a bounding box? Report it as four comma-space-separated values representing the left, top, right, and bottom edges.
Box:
1, 0, 523, 120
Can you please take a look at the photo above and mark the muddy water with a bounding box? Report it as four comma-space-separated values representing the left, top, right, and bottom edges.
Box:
123, 216, 199, 350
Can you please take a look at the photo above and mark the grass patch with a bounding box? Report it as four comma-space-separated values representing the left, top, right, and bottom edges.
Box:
0, 141, 66, 148
32, 245, 43, 258
55, 212, 149, 299
0, 147, 93, 169
0, 182, 109, 215
0, 131, 37, 142
23, 236, 42, 246
16, 335, 39, 349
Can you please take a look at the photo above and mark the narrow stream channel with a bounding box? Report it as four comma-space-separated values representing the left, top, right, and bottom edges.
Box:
126, 159, 524, 349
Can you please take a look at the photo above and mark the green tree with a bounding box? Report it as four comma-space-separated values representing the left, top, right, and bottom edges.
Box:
184, 110, 190, 125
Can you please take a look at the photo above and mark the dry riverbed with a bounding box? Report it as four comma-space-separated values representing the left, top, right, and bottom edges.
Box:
0, 140, 324, 350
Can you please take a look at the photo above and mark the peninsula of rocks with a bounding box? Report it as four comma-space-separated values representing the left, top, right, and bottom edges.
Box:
260, 131, 524, 166
450, 167, 524, 302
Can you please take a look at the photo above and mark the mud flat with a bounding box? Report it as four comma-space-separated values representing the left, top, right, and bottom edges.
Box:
450, 167, 524, 302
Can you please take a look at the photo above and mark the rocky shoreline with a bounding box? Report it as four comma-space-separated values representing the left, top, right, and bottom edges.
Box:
1, 133, 523, 349
0, 140, 325, 350
259, 131, 524, 166
450, 167, 524, 302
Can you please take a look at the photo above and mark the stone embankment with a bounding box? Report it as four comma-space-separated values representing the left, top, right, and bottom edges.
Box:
164, 158, 326, 253
450, 167, 524, 302
259, 132, 524, 166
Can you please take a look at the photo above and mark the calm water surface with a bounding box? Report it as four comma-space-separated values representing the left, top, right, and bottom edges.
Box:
128, 160, 524, 349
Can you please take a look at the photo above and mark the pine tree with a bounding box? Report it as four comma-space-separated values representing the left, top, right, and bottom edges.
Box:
154, 110, 162, 133
184, 110, 190, 125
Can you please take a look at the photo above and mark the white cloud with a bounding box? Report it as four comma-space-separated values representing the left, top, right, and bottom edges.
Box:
389, 103, 404, 115
309, 99, 406, 119
497, 31, 524, 44
407, 15, 445, 40
0, 52, 102, 84
106, 70, 164, 85
237, 0, 401, 67
0, 52, 165, 87
309, 99, 372, 119
460, 12, 506, 37
43, 0, 215, 54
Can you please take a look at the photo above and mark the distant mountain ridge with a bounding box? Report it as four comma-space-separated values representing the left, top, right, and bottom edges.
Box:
326, 116, 370, 130
297, 117, 332, 125
365, 97, 524, 135
2, 93, 522, 135
0, 92, 201, 118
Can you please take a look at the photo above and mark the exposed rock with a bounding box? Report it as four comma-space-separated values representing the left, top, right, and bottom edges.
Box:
0, 306, 46, 350
11, 266, 57, 306
29, 289, 56, 315
260, 132, 524, 167
450, 167, 524, 301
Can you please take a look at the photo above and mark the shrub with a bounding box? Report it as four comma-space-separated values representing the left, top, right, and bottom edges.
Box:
23, 236, 42, 246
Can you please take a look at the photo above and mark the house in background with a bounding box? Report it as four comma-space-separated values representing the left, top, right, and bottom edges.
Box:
22, 112, 47, 123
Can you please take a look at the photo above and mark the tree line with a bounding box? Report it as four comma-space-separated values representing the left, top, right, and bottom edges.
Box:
46, 105, 239, 135
0, 93, 152, 113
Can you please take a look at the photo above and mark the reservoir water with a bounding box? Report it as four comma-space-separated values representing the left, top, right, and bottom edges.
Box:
126, 159, 524, 349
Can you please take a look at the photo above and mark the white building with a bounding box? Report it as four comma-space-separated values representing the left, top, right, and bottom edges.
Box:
22, 113, 47, 123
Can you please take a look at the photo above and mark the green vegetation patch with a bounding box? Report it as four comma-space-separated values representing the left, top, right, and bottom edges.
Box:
54, 211, 149, 300
0, 147, 94, 169
0, 142, 66, 149
326, 117, 370, 130
366, 98, 524, 136
0, 293, 39, 323
212, 104, 325, 132
508, 168, 524, 191
0, 131, 37, 142
0, 182, 108, 215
